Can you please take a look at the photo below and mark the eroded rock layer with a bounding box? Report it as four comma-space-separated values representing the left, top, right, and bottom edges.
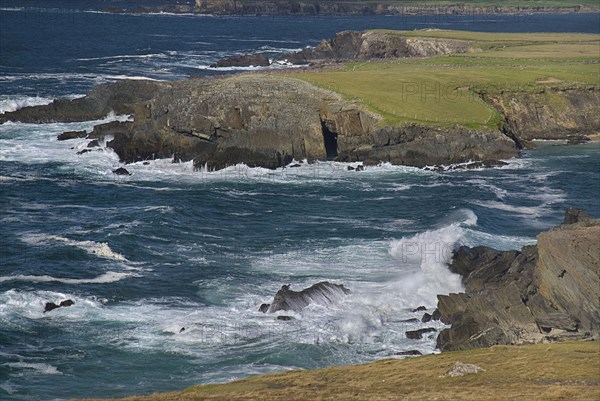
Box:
436, 209, 600, 351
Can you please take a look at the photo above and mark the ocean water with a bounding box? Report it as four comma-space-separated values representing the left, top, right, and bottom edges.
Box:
1, 4, 600, 400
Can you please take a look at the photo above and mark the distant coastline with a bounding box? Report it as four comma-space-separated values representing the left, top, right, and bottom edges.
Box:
102, 1, 600, 16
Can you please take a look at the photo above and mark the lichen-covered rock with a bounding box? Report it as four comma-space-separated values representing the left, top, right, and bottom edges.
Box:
444, 362, 486, 377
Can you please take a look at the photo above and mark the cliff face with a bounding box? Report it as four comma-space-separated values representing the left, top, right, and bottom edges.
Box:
484, 87, 600, 141
436, 209, 600, 352
0, 75, 517, 170
536, 218, 600, 332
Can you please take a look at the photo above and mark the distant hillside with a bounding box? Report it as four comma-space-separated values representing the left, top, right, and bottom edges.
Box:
103, 0, 600, 15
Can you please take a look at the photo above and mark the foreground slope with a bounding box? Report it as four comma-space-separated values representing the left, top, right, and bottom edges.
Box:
76, 341, 599, 401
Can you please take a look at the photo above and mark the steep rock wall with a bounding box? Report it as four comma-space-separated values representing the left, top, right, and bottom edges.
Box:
484, 87, 600, 141
436, 209, 600, 352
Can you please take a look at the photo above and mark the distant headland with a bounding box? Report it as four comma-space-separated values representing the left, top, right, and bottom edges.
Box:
102, 0, 600, 16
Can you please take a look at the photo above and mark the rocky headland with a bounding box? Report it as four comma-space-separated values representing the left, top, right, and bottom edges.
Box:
0, 74, 520, 170
436, 208, 600, 351
1, 30, 598, 171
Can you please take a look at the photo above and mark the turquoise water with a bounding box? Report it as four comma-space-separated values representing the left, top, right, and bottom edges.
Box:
1, 5, 599, 400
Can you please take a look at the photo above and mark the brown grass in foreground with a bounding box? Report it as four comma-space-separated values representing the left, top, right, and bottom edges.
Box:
76, 341, 600, 401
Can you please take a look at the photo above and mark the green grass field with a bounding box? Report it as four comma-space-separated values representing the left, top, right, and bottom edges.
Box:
291, 31, 599, 129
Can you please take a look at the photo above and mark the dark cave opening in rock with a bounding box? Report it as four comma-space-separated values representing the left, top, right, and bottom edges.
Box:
321, 120, 338, 160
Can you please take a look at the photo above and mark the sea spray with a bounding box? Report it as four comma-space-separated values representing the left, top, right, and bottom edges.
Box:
386, 209, 474, 306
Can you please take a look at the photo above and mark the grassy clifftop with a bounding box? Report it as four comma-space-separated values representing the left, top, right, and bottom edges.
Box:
76, 341, 599, 401
291, 30, 599, 129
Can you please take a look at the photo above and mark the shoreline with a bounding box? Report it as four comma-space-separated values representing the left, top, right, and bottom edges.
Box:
69, 209, 599, 401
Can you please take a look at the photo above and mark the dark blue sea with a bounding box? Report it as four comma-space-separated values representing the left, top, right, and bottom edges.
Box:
1, 3, 599, 400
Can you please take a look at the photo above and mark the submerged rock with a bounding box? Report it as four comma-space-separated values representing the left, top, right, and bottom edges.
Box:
566, 134, 591, 144
44, 299, 74, 313
58, 130, 87, 140
211, 53, 270, 68
406, 328, 437, 340
395, 350, 423, 356
112, 167, 131, 176
262, 281, 351, 313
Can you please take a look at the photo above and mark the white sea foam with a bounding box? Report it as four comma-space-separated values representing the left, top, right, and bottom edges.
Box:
0, 272, 134, 285
472, 200, 547, 217
244, 210, 477, 354
21, 234, 127, 262
76, 53, 167, 61
4, 362, 62, 375
0, 72, 162, 84
387, 222, 467, 305
463, 230, 536, 250
0, 112, 130, 170
0, 289, 104, 320
0, 95, 54, 114
464, 179, 508, 199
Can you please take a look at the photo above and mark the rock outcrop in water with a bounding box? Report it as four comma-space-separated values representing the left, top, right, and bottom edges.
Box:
260, 282, 351, 313
0, 75, 519, 170
44, 299, 75, 313
210, 53, 271, 68
436, 208, 600, 351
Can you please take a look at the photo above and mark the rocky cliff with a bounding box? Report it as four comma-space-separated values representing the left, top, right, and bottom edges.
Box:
436, 208, 600, 352
0, 75, 518, 170
483, 87, 600, 143
276, 30, 471, 64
